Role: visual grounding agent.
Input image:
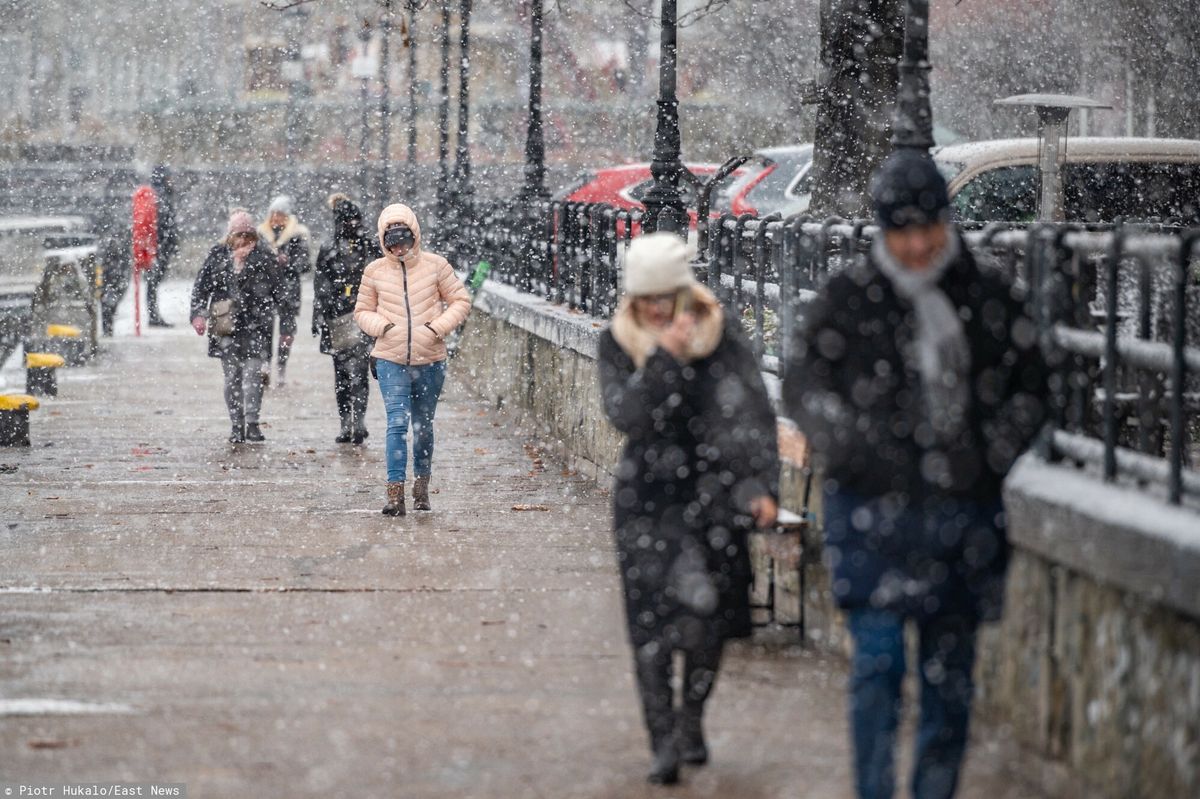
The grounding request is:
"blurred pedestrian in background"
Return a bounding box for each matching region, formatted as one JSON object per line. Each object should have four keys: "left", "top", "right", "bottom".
{"left": 353, "top": 204, "right": 470, "bottom": 516}
{"left": 783, "top": 150, "right": 1048, "bottom": 799}
{"left": 96, "top": 172, "right": 132, "bottom": 337}
{"left": 190, "top": 209, "right": 285, "bottom": 444}
{"left": 257, "top": 195, "right": 308, "bottom": 388}
{"left": 146, "top": 164, "right": 178, "bottom": 327}
{"left": 313, "top": 193, "right": 380, "bottom": 444}
{"left": 598, "top": 233, "right": 780, "bottom": 786}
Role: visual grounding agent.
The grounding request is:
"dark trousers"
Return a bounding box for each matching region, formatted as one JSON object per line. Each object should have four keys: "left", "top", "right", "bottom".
{"left": 100, "top": 267, "right": 130, "bottom": 336}
{"left": 846, "top": 608, "right": 979, "bottom": 799}
{"left": 145, "top": 258, "right": 168, "bottom": 320}
{"left": 333, "top": 349, "right": 370, "bottom": 430}
{"left": 633, "top": 638, "right": 724, "bottom": 747}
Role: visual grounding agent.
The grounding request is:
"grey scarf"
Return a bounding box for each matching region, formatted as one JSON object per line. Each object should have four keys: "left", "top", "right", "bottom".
{"left": 873, "top": 232, "right": 971, "bottom": 444}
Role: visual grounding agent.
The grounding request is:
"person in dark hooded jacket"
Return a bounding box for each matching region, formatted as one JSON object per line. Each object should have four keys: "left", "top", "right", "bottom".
{"left": 190, "top": 210, "right": 285, "bottom": 444}
{"left": 313, "top": 193, "right": 381, "bottom": 444}
{"left": 598, "top": 232, "right": 780, "bottom": 786}
{"left": 96, "top": 173, "right": 132, "bottom": 337}
{"left": 146, "top": 164, "right": 178, "bottom": 327}
{"left": 783, "top": 150, "right": 1048, "bottom": 799}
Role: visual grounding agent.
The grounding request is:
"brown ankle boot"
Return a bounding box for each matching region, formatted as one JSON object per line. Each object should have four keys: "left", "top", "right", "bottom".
{"left": 413, "top": 476, "right": 431, "bottom": 511}
{"left": 382, "top": 482, "right": 405, "bottom": 516}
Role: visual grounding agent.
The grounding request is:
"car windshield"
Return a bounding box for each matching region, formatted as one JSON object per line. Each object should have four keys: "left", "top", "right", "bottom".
{"left": 713, "top": 157, "right": 772, "bottom": 208}
{"left": 745, "top": 150, "right": 815, "bottom": 215}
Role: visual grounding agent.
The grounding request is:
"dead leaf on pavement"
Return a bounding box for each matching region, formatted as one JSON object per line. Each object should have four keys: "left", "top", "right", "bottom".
{"left": 28, "top": 738, "right": 76, "bottom": 750}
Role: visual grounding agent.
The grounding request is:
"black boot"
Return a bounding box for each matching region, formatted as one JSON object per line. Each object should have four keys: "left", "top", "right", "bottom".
{"left": 352, "top": 412, "right": 368, "bottom": 445}
{"left": 148, "top": 316, "right": 173, "bottom": 328}
{"left": 229, "top": 422, "right": 245, "bottom": 443}
{"left": 678, "top": 704, "right": 708, "bottom": 765}
{"left": 335, "top": 415, "right": 353, "bottom": 444}
{"left": 245, "top": 423, "right": 265, "bottom": 442}
{"left": 647, "top": 731, "right": 680, "bottom": 785}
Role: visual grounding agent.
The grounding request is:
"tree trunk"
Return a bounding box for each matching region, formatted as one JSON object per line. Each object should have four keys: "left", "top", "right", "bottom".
{"left": 809, "top": 0, "right": 902, "bottom": 219}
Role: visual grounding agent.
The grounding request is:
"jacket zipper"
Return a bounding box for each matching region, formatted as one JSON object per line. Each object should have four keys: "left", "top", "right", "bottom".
{"left": 401, "top": 262, "right": 413, "bottom": 365}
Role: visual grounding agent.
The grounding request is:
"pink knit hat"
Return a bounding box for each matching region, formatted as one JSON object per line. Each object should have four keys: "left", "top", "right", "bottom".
{"left": 225, "top": 209, "right": 256, "bottom": 238}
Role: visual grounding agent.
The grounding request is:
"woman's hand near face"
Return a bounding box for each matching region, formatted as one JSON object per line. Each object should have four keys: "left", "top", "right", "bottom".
{"left": 657, "top": 311, "right": 696, "bottom": 360}
{"left": 191, "top": 316, "right": 207, "bottom": 336}
{"left": 750, "top": 495, "right": 778, "bottom": 529}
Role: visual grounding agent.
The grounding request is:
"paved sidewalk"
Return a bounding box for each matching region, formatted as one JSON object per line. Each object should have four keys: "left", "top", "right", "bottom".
{"left": 0, "top": 281, "right": 1066, "bottom": 798}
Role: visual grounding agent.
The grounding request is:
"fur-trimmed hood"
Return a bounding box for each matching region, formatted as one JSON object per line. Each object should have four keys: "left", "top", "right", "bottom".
{"left": 257, "top": 215, "right": 309, "bottom": 249}
{"left": 609, "top": 283, "right": 725, "bottom": 368}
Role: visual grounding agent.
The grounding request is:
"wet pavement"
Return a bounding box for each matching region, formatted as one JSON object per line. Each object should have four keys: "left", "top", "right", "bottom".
{"left": 0, "top": 281, "right": 1070, "bottom": 797}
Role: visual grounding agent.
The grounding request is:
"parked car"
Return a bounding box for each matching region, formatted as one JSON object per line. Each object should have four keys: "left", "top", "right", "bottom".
{"left": 719, "top": 126, "right": 964, "bottom": 218}
{"left": 935, "top": 137, "right": 1200, "bottom": 225}
{"left": 553, "top": 163, "right": 728, "bottom": 231}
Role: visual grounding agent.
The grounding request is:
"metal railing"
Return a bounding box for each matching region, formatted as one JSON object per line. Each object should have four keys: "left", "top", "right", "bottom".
{"left": 452, "top": 197, "right": 1199, "bottom": 505}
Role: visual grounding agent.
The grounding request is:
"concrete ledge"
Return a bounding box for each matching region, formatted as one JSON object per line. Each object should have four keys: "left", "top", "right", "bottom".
{"left": 473, "top": 282, "right": 605, "bottom": 360}
{"left": 1004, "top": 456, "right": 1200, "bottom": 619}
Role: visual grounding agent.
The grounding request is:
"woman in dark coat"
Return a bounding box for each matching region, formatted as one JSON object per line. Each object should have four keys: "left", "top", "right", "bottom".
{"left": 313, "top": 193, "right": 381, "bottom": 444}
{"left": 598, "top": 232, "right": 780, "bottom": 785}
{"left": 189, "top": 209, "right": 283, "bottom": 444}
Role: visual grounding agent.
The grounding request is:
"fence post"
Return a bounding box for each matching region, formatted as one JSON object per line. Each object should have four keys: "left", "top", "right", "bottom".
{"left": 1102, "top": 224, "right": 1124, "bottom": 482}
{"left": 1169, "top": 234, "right": 1197, "bottom": 504}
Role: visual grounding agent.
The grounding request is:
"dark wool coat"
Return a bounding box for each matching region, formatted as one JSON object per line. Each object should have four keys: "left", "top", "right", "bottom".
{"left": 783, "top": 235, "right": 1048, "bottom": 620}
{"left": 599, "top": 311, "right": 780, "bottom": 650}
{"left": 190, "top": 242, "right": 284, "bottom": 361}
{"left": 313, "top": 232, "right": 381, "bottom": 356}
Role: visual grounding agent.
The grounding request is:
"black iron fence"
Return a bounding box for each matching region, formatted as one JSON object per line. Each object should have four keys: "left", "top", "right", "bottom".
{"left": 452, "top": 198, "right": 1200, "bottom": 506}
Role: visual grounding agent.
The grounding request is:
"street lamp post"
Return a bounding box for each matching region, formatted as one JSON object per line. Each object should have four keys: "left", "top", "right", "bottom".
{"left": 520, "top": 0, "right": 549, "bottom": 292}
{"left": 891, "top": 0, "right": 934, "bottom": 152}
{"left": 406, "top": 2, "right": 420, "bottom": 196}
{"left": 640, "top": 0, "right": 688, "bottom": 236}
{"left": 450, "top": 0, "right": 473, "bottom": 221}
{"left": 357, "top": 21, "right": 373, "bottom": 205}
{"left": 378, "top": 2, "right": 394, "bottom": 209}
{"left": 436, "top": 1, "right": 452, "bottom": 225}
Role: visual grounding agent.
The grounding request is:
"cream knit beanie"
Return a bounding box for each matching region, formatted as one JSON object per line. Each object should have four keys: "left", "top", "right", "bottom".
{"left": 622, "top": 232, "right": 697, "bottom": 296}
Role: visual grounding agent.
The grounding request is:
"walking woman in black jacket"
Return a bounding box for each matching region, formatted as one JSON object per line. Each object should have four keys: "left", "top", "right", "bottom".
{"left": 598, "top": 232, "right": 780, "bottom": 785}
{"left": 190, "top": 209, "right": 284, "bottom": 443}
{"left": 313, "top": 193, "right": 381, "bottom": 444}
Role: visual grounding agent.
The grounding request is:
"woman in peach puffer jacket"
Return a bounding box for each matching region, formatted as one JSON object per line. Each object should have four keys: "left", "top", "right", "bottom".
{"left": 353, "top": 204, "right": 471, "bottom": 517}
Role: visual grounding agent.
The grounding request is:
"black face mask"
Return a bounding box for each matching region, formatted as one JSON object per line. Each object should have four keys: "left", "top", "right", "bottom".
{"left": 383, "top": 224, "right": 415, "bottom": 252}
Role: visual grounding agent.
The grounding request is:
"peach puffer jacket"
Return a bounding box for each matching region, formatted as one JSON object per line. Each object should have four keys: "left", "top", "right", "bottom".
{"left": 353, "top": 204, "right": 471, "bottom": 366}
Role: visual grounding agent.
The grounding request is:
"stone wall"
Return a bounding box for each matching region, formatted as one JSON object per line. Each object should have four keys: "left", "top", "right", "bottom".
{"left": 453, "top": 281, "right": 1200, "bottom": 799}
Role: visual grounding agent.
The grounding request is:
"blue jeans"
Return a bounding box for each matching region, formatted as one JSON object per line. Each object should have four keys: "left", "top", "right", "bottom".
{"left": 375, "top": 359, "right": 447, "bottom": 484}
{"left": 847, "top": 608, "right": 978, "bottom": 799}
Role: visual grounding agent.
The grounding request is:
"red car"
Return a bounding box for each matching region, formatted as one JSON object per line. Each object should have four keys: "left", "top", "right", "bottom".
{"left": 553, "top": 163, "right": 725, "bottom": 234}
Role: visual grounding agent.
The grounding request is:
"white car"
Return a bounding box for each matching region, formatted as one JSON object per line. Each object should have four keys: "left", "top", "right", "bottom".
{"left": 937, "top": 137, "right": 1200, "bottom": 225}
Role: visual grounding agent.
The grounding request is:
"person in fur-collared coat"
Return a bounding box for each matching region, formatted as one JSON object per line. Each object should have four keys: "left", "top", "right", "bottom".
{"left": 597, "top": 232, "right": 780, "bottom": 785}
{"left": 257, "top": 195, "right": 309, "bottom": 387}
